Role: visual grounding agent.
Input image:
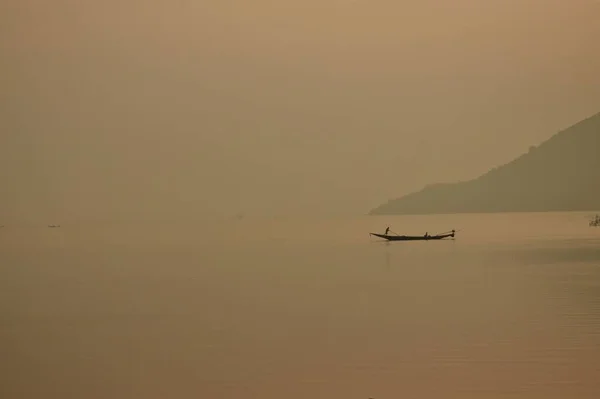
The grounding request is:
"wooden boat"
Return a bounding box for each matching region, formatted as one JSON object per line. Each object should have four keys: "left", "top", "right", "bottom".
{"left": 370, "top": 230, "right": 455, "bottom": 241}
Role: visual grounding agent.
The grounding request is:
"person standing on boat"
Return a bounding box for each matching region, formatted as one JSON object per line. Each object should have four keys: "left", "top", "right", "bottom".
{"left": 385, "top": 226, "right": 390, "bottom": 235}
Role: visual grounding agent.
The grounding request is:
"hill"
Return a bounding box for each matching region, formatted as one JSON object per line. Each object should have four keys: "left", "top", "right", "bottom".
{"left": 370, "top": 112, "right": 600, "bottom": 215}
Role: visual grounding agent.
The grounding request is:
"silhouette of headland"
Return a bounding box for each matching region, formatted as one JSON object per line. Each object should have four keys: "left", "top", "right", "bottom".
{"left": 370, "top": 112, "right": 600, "bottom": 215}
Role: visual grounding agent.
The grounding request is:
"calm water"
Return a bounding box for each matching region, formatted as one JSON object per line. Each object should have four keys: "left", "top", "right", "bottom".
{"left": 1, "top": 212, "right": 600, "bottom": 399}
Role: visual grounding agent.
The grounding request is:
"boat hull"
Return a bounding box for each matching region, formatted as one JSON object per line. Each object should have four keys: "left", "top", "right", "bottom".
{"left": 370, "top": 232, "right": 454, "bottom": 241}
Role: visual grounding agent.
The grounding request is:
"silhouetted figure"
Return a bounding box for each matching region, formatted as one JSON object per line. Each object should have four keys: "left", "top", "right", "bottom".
{"left": 385, "top": 227, "right": 390, "bottom": 235}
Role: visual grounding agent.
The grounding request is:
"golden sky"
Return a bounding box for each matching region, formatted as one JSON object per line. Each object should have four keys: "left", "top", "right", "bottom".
{"left": 2, "top": 0, "right": 599, "bottom": 221}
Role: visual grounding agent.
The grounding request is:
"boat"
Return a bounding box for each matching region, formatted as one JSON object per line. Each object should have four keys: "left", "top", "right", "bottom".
{"left": 590, "top": 215, "right": 600, "bottom": 227}
{"left": 370, "top": 230, "right": 456, "bottom": 241}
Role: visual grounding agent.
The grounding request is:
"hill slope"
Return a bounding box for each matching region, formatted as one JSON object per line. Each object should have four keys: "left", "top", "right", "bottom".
{"left": 370, "top": 112, "right": 600, "bottom": 215}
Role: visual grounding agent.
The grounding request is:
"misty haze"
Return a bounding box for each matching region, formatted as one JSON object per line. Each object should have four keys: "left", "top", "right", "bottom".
{"left": 2, "top": 1, "right": 600, "bottom": 398}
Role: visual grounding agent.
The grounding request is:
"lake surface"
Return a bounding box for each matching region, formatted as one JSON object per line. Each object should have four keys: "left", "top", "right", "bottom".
{"left": 2, "top": 212, "right": 600, "bottom": 399}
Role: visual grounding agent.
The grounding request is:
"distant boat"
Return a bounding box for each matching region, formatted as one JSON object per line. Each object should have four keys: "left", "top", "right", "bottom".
{"left": 48, "top": 224, "right": 61, "bottom": 228}
{"left": 590, "top": 215, "right": 600, "bottom": 227}
{"left": 370, "top": 229, "right": 456, "bottom": 241}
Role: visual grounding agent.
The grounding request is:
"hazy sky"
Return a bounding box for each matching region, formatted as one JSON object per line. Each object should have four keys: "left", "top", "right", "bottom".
{"left": 2, "top": 0, "right": 599, "bottom": 222}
